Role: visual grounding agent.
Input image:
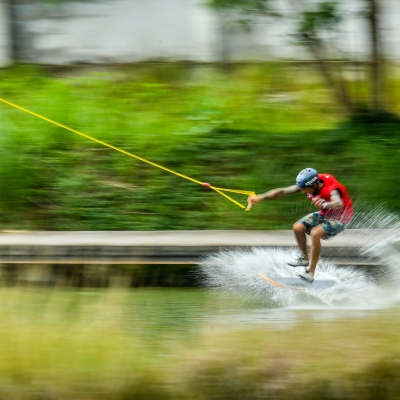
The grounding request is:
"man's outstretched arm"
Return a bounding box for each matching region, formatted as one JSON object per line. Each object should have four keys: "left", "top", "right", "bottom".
{"left": 247, "top": 185, "right": 300, "bottom": 210}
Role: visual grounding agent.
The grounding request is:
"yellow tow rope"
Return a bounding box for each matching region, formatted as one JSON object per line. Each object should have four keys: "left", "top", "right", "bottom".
{"left": 0, "top": 97, "right": 255, "bottom": 211}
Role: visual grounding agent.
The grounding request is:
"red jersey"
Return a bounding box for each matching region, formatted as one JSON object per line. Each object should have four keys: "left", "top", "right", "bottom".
{"left": 307, "top": 173, "right": 353, "bottom": 224}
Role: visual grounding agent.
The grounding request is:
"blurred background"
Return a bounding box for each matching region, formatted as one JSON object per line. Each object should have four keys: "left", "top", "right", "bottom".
{"left": 0, "top": 0, "right": 399, "bottom": 231}
{"left": 0, "top": 1, "right": 400, "bottom": 399}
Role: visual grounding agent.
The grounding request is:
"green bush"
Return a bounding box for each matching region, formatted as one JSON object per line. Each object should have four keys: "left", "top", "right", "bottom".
{"left": 0, "top": 63, "right": 399, "bottom": 230}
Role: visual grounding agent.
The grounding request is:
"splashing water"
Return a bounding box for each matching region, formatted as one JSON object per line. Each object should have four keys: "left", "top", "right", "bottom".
{"left": 199, "top": 247, "right": 380, "bottom": 307}
{"left": 199, "top": 203, "right": 400, "bottom": 308}
{"left": 347, "top": 202, "right": 400, "bottom": 293}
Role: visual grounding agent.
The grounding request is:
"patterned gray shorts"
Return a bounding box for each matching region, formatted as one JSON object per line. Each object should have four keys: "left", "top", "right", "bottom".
{"left": 298, "top": 212, "right": 346, "bottom": 240}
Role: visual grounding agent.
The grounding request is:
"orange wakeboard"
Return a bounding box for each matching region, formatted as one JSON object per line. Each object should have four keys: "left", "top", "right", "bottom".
{"left": 259, "top": 273, "right": 336, "bottom": 292}
{"left": 259, "top": 273, "right": 304, "bottom": 293}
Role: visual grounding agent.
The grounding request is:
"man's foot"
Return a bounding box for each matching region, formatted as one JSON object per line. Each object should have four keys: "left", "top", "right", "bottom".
{"left": 286, "top": 256, "right": 309, "bottom": 267}
{"left": 298, "top": 271, "right": 314, "bottom": 283}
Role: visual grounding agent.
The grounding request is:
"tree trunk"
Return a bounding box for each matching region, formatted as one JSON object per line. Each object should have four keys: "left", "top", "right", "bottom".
{"left": 305, "top": 35, "right": 356, "bottom": 115}
{"left": 217, "top": 11, "right": 233, "bottom": 73}
{"left": 367, "top": 0, "right": 385, "bottom": 113}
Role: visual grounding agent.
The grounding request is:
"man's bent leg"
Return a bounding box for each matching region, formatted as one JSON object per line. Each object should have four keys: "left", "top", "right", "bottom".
{"left": 308, "top": 226, "right": 326, "bottom": 275}
{"left": 293, "top": 221, "right": 309, "bottom": 260}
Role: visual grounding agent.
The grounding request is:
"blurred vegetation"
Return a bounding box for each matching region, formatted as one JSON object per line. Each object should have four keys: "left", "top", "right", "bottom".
{"left": 208, "top": 0, "right": 387, "bottom": 116}
{"left": 1, "top": 287, "right": 400, "bottom": 399}
{"left": 0, "top": 63, "right": 399, "bottom": 231}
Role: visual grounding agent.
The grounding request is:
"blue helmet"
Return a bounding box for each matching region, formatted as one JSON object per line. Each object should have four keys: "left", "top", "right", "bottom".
{"left": 296, "top": 168, "right": 319, "bottom": 188}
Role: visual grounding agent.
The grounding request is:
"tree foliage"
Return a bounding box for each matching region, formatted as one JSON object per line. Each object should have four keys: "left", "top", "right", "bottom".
{"left": 297, "top": 1, "right": 341, "bottom": 41}
{"left": 208, "top": 0, "right": 273, "bottom": 14}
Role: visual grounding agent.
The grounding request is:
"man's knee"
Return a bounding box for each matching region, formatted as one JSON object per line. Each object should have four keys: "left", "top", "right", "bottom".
{"left": 310, "top": 226, "right": 326, "bottom": 239}
{"left": 293, "top": 221, "right": 306, "bottom": 233}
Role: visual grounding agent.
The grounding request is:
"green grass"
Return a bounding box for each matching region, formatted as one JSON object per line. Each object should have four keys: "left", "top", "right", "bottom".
{"left": 0, "top": 63, "right": 399, "bottom": 230}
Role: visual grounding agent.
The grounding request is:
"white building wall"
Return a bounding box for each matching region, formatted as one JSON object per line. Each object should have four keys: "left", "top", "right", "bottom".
{"left": 13, "top": 0, "right": 219, "bottom": 64}
{"left": 9, "top": 0, "right": 400, "bottom": 65}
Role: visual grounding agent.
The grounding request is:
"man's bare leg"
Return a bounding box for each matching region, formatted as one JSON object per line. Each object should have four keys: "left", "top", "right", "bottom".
{"left": 293, "top": 221, "right": 309, "bottom": 260}
{"left": 308, "top": 226, "right": 326, "bottom": 275}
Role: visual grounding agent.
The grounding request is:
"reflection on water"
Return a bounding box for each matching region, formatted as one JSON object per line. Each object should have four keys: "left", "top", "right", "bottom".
{"left": 2, "top": 286, "right": 400, "bottom": 344}
{"left": 210, "top": 305, "right": 399, "bottom": 331}
{"left": 4, "top": 287, "right": 399, "bottom": 342}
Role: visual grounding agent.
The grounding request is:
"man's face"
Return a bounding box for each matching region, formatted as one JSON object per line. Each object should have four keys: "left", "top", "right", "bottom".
{"left": 301, "top": 182, "right": 322, "bottom": 195}
{"left": 300, "top": 187, "right": 314, "bottom": 195}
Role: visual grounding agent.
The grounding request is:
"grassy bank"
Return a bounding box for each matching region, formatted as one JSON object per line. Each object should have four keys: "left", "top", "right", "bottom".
{"left": 0, "top": 288, "right": 400, "bottom": 399}
{"left": 0, "top": 63, "right": 399, "bottom": 230}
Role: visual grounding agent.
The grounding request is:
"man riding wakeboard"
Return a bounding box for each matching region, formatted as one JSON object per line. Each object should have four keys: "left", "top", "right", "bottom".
{"left": 247, "top": 168, "right": 353, "bottom": 282}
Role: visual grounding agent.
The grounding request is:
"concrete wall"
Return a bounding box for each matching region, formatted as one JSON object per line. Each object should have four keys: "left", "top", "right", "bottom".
{"left": 7, "top": 0, "right": 400, "bottom": 65}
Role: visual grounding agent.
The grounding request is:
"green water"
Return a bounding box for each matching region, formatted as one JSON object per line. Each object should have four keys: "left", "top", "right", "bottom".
{"left": 111, "top": 288, "right": 217, "bottom": 337}
{"left": 1, "top": 286, "right": 394, "bottom": 344}
{"left": 1, "top": 287, "right": 400, "bottom": 399}
{"left": 0, "top": 288, "right": 221, "bottom": 339}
